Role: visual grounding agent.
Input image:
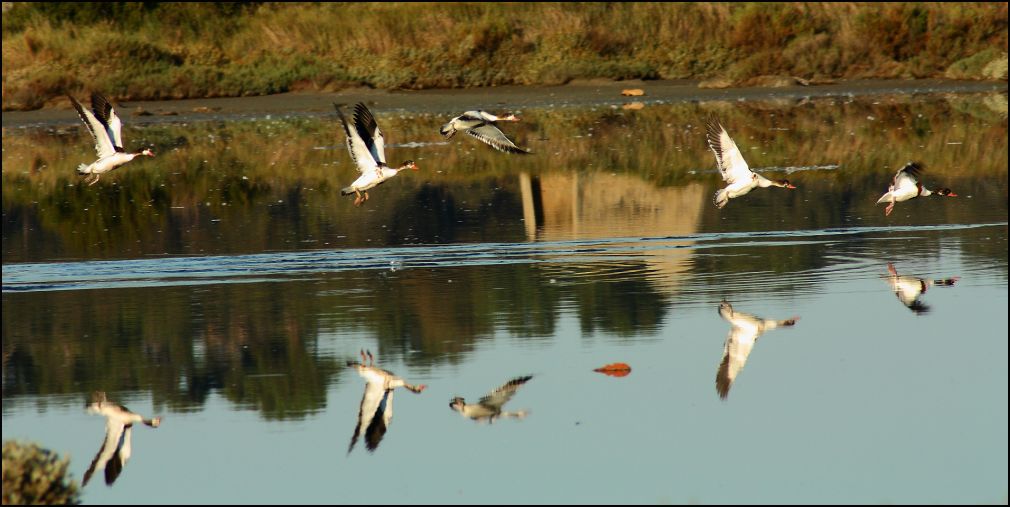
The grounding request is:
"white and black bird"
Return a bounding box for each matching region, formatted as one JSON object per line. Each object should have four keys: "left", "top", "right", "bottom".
{"left": 68, "top": 92, "right": 154, "bottom": 185}
{"left": 876, "top": 162, "right": 957, "bottom": 216}
{"left": 882, "top": 263, "right": 959, "bottom": 315}
{"left": 346, "top": 349, "right": 426, "bottom": 454}
{"left": 336, "top": 103, "right": 418, "bottom": 206}
{"left": 449, "top": 375, "right": 533, "bottom": 424}
{"left": 716, "top": 301, "right": 798, "bottom": 400}
{"left": 705, "top": 116, "right": 795, "bottom": 209}
{"left": 440, "top": 110, "right": 530, "bottom": 154}
{"left": 83, "top": 391, "right": 161, "bottom": 487}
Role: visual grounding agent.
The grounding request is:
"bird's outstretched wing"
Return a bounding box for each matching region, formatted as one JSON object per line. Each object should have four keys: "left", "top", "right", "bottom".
{"left": 706, "top": 117, "right": 752, "bottom": 185}
{"left": 466, "top": 123, "right": 530, "bottom": 154}
{"left": 69, "top": 95, "right": 117, "bottom": 159}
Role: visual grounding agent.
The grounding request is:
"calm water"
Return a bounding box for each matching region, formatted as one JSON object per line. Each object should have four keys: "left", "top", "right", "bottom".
{"left": 2, "top": 90, "right": 1008, "bottom": 504}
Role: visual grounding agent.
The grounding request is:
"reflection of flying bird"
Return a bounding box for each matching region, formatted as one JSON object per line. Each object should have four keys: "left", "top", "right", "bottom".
{"left": 882, "top": 263, "right": 959, "bottom": 315}
{"left": 440, "top": 110, "right": 530, "bottom": 154}
{"left": 705, "top": 116, "right": 795, "bottom": 209}
{"left": 68, "top": 92, "right": 155, "bottom": 185}
{"left": 876, "top": 162, "right": 957, "bottom": 216}
{"left": 347, "top": 349, "right": 426, "bottom": 454}
{"left": 83, "top": 391, "right": 161, "bottom": 487}
{"left": 449, "top": 376, "right": 533, "bottom": 423}
{"left": 336, "top": 103, "right": 419, "bottom": 206}
{"left": 716, "top": 301, "right": 798, "bottom": 400}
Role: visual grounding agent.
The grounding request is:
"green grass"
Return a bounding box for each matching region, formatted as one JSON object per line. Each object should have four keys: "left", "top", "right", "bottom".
{"left": 2, "top": 2, "right": 1007, "bottom": 110}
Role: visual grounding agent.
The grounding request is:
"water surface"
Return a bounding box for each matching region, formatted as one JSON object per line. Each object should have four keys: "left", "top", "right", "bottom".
{"left": 2, "top": 89, "right": 1007, "bottom": 504}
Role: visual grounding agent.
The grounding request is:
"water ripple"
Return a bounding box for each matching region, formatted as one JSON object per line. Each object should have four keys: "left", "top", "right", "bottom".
{"left": 3, "top": 222, "right": 1005, "bottom": 292}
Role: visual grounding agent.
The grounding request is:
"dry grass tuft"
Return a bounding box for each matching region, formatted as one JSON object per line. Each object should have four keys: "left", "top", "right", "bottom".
{"left": 2, "top": 3, "right": 1007, "bottom": 110}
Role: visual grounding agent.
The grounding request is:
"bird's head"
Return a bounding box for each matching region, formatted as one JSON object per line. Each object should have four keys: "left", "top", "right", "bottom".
{"left": 501, "top": 114, "right": 520, "bottom": 122}
{"left": 449, "top": 397, "right": 465, "bottom": 410}
{"left": 776, "top": 179, "right": 796, "bottom": 189}
{"left": 934, "top": 188, "right": 957, "bottom": 197}
{"left": 939, "top": 277, "right": 960, "bottom": 287}
{"left": 85, "top": 391, "right": 107, "bottom": 412}
{"left": 140, "top": 148, "right": 155, "bottom": 157}
{"left": 718, "top": 300, "right": 733, "bottom": 315}
{"left": 400, "top": 160, "right": 418, "bottom": 171}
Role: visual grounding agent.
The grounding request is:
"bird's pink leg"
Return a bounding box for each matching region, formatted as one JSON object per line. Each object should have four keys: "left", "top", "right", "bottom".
{"left": 885, "top": 202, "right": 895, "bottom": 216}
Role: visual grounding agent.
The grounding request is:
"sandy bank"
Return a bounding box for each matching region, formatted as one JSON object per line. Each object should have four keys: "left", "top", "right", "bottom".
{"left": 2, "top": 79, "right": 1006, "bottom": 129}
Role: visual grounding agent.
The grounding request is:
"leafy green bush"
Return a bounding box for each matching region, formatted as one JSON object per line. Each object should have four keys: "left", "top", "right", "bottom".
{"left": 1, "top": 440, "right": 81, "bottom": 505}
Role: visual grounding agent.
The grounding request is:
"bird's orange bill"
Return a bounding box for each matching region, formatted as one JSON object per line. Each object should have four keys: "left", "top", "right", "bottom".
{"left": 593, "top": 362, "right": 632, "bottom": 377}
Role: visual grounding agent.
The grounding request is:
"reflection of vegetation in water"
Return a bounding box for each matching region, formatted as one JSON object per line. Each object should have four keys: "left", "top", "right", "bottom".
{"left": 572, "top": 275, "right": 668, "bottom": 338}
{"left": 3, "top": 282, "right": 340, "bottom": 421}
{"left": 3, "top": 93, "right": 1006, "bottom": 263}
{"left": 2, "top": 94, "right": 1007, "bottom": 416}
{"left": 2, "top": 258, "right": 666, "bottom": 414}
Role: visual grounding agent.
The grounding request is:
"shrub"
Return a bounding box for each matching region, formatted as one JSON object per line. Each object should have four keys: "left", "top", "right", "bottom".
{"left": 1, "top": 440, "right": 81, "bottom": 505}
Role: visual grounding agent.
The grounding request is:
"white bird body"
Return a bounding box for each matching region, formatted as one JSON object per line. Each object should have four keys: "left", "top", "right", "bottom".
{"left": 882, "top": 263, "right": 959, "bottom": 314}
{"left": 716, "top": 301, "right": 798, "bottom": 400}
{"left": 876, "top": 162, "right": 956, "bottom": 216}
{"left": 343, "top": 166, "right": 410, "bottom": 195}
{"left": 346, "top": 350, "right": 425, "bottom": 453}
{"left": 706, "top": 117, "right": 795, "bottom": 208}
{"left": 69, "top": 93, "right": 154, "bottom": 185}
{"left": 336, "top": 103, "right": 417, "bottom": 206}
{"left": 78, "top": 152, "right": 149, "bottom": 178}
{"left": 83, "top": 391, "right": 160, "bottom": 487}
{"left": 441, "top": 110, "right": 529, "bottom": 154}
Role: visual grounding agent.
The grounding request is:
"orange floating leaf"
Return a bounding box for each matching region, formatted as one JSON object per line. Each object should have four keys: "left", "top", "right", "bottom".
{"left": 593, "top": 362, "right": 632, "bottom": 377}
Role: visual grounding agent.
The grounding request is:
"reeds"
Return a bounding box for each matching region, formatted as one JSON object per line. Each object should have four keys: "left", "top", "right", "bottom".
{"left": 2, "top": 3, "right": 1007, "bottom": 109}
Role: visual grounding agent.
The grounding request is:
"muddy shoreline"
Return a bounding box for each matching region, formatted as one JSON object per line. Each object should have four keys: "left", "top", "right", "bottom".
{"left": 2, "top": 78, "right": 1006, "bottom": 129}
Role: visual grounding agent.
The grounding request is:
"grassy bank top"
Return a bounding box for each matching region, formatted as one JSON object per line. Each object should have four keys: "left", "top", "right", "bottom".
{"left": 2, "top": 2, "right": 1008, "bottom": 111}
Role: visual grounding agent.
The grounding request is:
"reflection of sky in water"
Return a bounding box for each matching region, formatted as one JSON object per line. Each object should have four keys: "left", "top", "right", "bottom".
{"left": 3, "top": 238, "right": 1006, "bottom": 504}
{"left": 2, "top": 92, "right": 1007, "bottom": 504}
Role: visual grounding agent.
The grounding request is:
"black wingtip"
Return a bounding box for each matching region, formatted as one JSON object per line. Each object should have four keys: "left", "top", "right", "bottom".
{"left": 90, "top": 92, "right": 114, "bottom": 122}
{"left": 705, "top": 114, "right": 723, "bottom": 132}
{"left": 68, "top": 94, "right": 84, "bottom": 110}
{"left": 903, "top": 161, "right": 926, "bottom": 175}
{"left": 349, "top": 102, "right": 380, "bottom": 139}
{"left": 334, "top": 103, "right": 351, "bottom": 133}
{"left": 90, "top": 91, "right": 110, "bottom": 106}
{"left": 705, "top": 115, "right": 725, "bottom": 150}
{"left": 352, "top": 102, "right": 373, "bottom": 120}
